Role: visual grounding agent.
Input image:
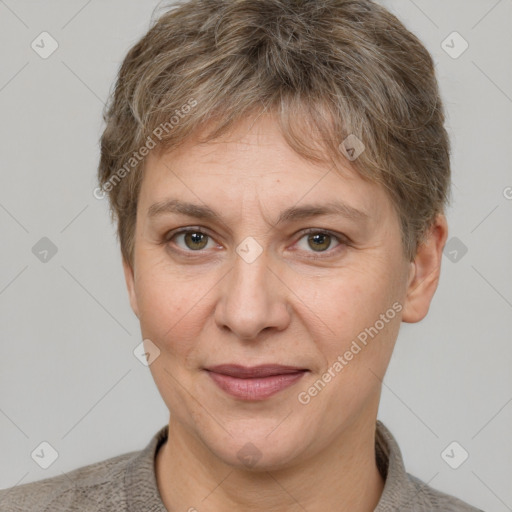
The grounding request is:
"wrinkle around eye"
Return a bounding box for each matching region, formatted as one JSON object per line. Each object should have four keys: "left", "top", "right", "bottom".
{"left": 163, "top": 227, "right": 351, "bottom": 261}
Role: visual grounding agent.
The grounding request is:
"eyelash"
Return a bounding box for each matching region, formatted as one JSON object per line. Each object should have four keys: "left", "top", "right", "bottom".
{"left": 163, "top": 227, "right": 350, "bottom": 260}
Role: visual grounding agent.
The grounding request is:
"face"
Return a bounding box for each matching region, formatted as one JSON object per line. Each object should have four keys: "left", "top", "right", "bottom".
{"left": 124, "top": 114, "right": 419, "bottom": 470}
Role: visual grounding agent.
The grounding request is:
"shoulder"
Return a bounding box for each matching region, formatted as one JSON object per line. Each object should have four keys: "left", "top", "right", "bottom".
{"left": 0, "top": 449, "right": 138, "bottom": 512}
{"left": 404, "top": 473, "right": 485, "bottom": 512}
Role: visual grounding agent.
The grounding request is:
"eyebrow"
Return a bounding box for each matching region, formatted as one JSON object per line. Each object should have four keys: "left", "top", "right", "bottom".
{"left": 147, "top": 198, "right": 369, "bottom": 225}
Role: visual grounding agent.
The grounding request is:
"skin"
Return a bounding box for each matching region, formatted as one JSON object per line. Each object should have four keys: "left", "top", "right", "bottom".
{"left": 123, "top": 113, "right": 448, "bottom": 512}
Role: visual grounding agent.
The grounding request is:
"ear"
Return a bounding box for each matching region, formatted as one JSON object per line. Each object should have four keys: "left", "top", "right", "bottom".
{"left": 402, "top": 214, "right": 449, "bottom": 323}
{"left": 122, "top": 255, "right": 140, "bottom": 319}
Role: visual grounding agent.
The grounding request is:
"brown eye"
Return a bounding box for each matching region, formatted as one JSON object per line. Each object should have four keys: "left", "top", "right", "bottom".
{"left": 183, "top": 231, "right": 209, "bottom": 250}
{"left": 307, "top": 232, "right": 332, "bottom": 252}
{"left": 168, "top": 229, "right": 214, "bottom": 251}
{"left": 294, "top": 229, "right": 346, "bottom": 258}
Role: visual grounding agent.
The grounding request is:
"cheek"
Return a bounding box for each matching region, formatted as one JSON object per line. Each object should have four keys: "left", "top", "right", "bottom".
{"left": 307, "top": 265, "right": 402, "bottom": 365}
{"left": 301, "top": 282, "right": 401, "bottom": 421}
{"left": 133, "top": 263, "right": 206, "bottom": 356}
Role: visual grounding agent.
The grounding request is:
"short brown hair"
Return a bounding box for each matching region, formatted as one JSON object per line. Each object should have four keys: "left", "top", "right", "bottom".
{"left": 98, "top": 0, "right": 451, "bottom": 268}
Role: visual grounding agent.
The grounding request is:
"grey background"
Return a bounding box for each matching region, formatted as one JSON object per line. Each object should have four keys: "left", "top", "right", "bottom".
{"left": 0, "top": 1, "right": 511, "bottom": 510}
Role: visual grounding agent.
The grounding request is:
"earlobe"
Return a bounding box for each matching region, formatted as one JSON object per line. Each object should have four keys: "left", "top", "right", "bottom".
{"left": 122, "top": 256, "right": 140, "bottom": 319}
{"left": 401, "top": 214, "right": 449, "bottom": 323}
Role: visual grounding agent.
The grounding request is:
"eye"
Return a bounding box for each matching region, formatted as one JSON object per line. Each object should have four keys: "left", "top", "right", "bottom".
{"left": 166, "top": 228, "right": 217, "bottom": 252}
{"left": 164, "top": 227, "right": 349, "bottom": 259}
{"left": 294, "top": 229, "right": 346, "bottom": 256}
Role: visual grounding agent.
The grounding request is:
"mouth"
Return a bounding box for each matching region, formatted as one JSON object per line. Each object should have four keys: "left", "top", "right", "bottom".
{"left": 204, "top": 364, "right": 308, "bottom": 401}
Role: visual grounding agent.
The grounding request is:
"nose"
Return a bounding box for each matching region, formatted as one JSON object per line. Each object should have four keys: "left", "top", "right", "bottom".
{"left": 214, "top": 248, "right": 291, "bottom": 341}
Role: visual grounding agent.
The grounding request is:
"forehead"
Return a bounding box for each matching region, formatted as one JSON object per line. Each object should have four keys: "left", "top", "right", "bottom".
{"left": 139, "top": 115, "right": 393, "bottom": 225}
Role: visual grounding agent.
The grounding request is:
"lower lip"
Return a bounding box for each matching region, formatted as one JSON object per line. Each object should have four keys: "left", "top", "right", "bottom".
{"left": 206, "top": 371, "right": 307, "bottom": 400}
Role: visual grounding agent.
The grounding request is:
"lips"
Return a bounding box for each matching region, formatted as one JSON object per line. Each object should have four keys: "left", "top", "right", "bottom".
{"left": 204, "top": 364, "right": 308, "bottom": 400}
{"left": 206, "top": 364, "right": 307, "bottom": 378}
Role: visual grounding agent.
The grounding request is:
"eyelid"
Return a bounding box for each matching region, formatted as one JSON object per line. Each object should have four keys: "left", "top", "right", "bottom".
{"left": 164, "top": 225, "right": 214, "bottom": 242}
{"left": 297, "top": 228, "right": 350, "bottom": 244}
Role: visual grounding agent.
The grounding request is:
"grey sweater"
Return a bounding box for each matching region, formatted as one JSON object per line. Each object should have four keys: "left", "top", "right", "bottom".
{"left": 0, "top": 420, "right": 483, "bottom": 511}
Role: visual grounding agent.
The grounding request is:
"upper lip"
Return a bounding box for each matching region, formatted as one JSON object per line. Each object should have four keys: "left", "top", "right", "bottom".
{"left": 205, "top": 364, "right": 307, "bottom": 378}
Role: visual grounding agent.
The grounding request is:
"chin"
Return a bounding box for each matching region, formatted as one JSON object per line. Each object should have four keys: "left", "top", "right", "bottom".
{"left": 200, "top": 422, "right": 309, "bottom": 472}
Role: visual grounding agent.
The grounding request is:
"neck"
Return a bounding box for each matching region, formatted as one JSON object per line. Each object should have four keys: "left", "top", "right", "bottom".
{"left": 155, "top": 415, "right": 385, "bottom": 512}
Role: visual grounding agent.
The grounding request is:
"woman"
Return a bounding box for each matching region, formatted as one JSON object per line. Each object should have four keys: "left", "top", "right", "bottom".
{"left": 0, "top": 0, "right": 483, "bottom": 510}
